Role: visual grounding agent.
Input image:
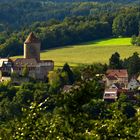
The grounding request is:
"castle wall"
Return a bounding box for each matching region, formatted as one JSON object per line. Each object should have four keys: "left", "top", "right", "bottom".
{"left": 35, "top": 62, "right": 54, "bottom": 80}
{"left": 24, "top": 42, "right": 41, "bottom": 61}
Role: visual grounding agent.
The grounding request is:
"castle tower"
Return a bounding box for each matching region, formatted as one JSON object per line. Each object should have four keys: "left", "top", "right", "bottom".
{"left": 24, "top": 32, "right": 41, "bottom": 61}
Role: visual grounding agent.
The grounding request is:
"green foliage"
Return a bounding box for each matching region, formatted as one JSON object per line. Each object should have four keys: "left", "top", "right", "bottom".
{"left": 80, "top": 63, "right": 106, "bottom": 81}
{"left": 109, "top": 52, "right": 122, "bottom": 69}
{"left": 4, "top": 78, "right": 139, "bottom": 139}
{"left": 0, "top": 65, "right": 140, "bottom": 139}
{"left": 136, "top": 36, "right": 140, "bottom": 46}
{"left": 22, "top": 65, "right": 29, "bottom": 77}
{"left": 0, "top": 36, "right": 23, "bottom": 57}
{"left": 131, "top": 35, "right": 137, "bottom": 45}
{"left": 0, "top": 0, "right": 137, "bottom": 30}
{"left": 11, "top": 71, "right": 19, "bottom": 78}
{"left": 62, "top": 63, "right": 74, "bottom": 84}
{"left": 131, "top": 35, "right": 140, "bottom": 46}
{"left": 123, "top": 52, "right": 140, "bottom": 76}
{"left": 112, "top": 12, "right": 139, "bottom": 37}
{"left": 48, "top": 71, "right": 62, "bottom": 92}
{"left": 120, "top": 103, "right": 136, "bottom": 118}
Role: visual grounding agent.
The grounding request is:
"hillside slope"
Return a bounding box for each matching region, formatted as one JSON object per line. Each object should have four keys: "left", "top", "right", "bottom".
{"left": 14, "top": 38, "right": 140, "bottom": 66}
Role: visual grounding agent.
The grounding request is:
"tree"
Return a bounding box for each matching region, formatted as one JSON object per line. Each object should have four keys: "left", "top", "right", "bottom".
{"left": 22, "top": 65, "right": 29, "bottom": 77}
{"left": 136, "top": 36, "right": 140, "bottom": 46}
{"left": 11, "top": 71, "right": 19, "bottom": 79}
{"left": 48, "top": 71, "right": 62, "bottom": 93}
{"left": 131, "top": 35, "right": 140, "bottom": 46}
{"left": 112, "top": 13, "right": 139, "bottom": 36}
{"left": 120, "top": 103, "right": 136, "bottom": 118}
{"left": 62, "top": 63, "right": 74, "bottom": 84}
{"left": 109, "top": 52, "right": 122, "bottom": 69}
{"left": 123, "top": 52, "right": 140, "bottom": 76}
{"left": 131, "top": 35, "right": 137, "bottom": 45}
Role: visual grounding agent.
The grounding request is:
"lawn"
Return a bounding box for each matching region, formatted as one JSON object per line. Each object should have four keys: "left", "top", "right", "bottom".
{"left": 13, "top": 37, "right": 140, "bottom": 66}
{"left": 84, "top": 37, "right": 131, "bottom": 45}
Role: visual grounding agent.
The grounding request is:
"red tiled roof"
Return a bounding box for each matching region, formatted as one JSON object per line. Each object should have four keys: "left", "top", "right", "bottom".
{"left": 106, "top": 69, "right": 128, "bottom": 78}
{"left": 24, "top": 32, "right": 40, "bottom": 44}
{"left": 107, "top": 75, "right": 117, "bottom": 80}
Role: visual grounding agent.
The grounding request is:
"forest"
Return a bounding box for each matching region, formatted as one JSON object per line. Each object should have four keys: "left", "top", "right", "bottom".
{"left": 0, "top": 1, "right": 139, "bottom": 57}
{"left": 0, "top": 0, "right": 139, "bottom": 30}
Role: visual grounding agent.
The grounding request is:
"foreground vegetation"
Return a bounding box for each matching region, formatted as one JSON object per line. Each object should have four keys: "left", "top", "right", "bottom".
{"left": 1, "top": 58, "right": 140, "bottom": 139}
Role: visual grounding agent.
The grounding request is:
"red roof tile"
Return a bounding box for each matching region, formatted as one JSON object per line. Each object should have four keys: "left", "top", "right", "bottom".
{"left": 106, "top": 69, "right": 128, "bottom": 78}
{"left": 107, "top": 75, "right": 117, "bottom": 80}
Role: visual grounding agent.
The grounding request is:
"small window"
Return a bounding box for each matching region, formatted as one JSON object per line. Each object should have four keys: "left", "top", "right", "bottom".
{"left": 105, "top": 94, "right": 110, "bottom": 97}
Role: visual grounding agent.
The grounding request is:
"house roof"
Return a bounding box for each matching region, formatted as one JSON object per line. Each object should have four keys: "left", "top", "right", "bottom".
{"left": 106, "top": 69, "right": 128, "bottom": 78}
{"left": 14, "top": 58, "right": 38, "bottom": 67}
{"left": 129, "top": 77, "right": 139, "bottom": 83}
{"left": 110, "top": 83, "right": 121, "bottom": 89}
{"left": 24, "top": 32, "right": 40, "bottom": 44}
{"left": 63, "top": 85, "right": 73, "bottom": 92}
{"left": 104, "top": 88, "right": 118, "bottom": 93}
{"left": 39, "top": 60, "right": 54, "bottom": 63}
{"left": 107, "top": 75, "right": 117, "bottom": 80}
{"left": 0, "top": 58, "right": 13, "bottom": 67}
{"left": 104, "top": 89, "right": 118, "bottom": 100}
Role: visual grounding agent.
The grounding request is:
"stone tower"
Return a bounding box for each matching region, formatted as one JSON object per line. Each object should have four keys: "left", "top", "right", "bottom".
{"left": 24, "top": 32, "right": 41, "bottom": 61}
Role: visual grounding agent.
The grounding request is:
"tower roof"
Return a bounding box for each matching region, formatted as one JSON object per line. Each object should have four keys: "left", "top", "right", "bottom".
{"left": 24, "top": 32, "right": 40, "bottom": 44}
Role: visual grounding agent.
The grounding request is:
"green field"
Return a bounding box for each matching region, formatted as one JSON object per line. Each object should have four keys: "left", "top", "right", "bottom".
{"left": 14, "top": 37, "right": 140, "bottom": 66}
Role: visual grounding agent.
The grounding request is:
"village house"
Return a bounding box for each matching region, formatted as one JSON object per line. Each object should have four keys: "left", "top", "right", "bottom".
{"left": 0, "top": 32, "right": 54, "bottom": 82}
{"left": 104, "top": 69, "right": 128, "bottom": 89}
{"left": 0, "top": 58, "right": 13, "bottom": 82}
{"left": 128, "top": 77, "right": 140, "bottom": 91}
{"left": 103, "top": 69, "right": 129, "bottom": 101}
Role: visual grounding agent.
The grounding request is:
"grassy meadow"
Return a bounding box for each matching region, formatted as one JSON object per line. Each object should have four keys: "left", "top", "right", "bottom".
{"left": 13, "top": 37, "right": 140, "bottom": 66}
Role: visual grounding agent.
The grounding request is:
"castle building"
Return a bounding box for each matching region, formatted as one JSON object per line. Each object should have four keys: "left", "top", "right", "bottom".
{"left": 0, "top": 32, "right": 54, "bottom": 82}
{"left": 24, "top": 32, "right": 41, "bottom": 61}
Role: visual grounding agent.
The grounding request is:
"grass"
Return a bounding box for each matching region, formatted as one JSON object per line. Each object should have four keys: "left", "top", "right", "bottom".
{"left": 13, "top": 37, "right": 140, "bottom": 67}
{"left": 84, "top": 37, "right": 131, "bottom": 45}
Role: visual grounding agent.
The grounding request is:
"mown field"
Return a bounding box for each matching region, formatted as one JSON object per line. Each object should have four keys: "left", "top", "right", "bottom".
{"left": 14, "top": 38, "right": 140, "bottom": 66}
